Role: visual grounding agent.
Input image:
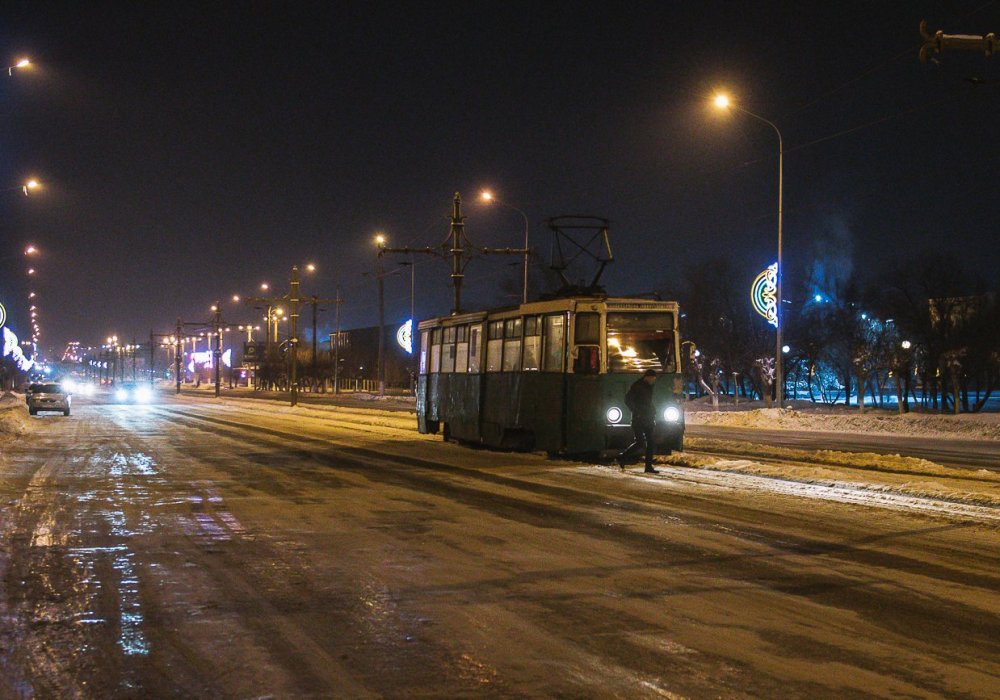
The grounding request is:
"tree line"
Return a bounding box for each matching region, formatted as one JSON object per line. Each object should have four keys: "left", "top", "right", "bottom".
{"left": 671, "top": 252, "right": 999, "bottom": 413}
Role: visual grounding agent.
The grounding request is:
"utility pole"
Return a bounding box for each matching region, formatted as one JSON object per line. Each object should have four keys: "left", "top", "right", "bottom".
{"left": 304, "top": 293, "right": 337, "bottom": 384}
{"left": 175, "top": 319, "right": 182, "bottom": 394}
{"left": 332, "top": 286, "right": 343, "bottom": 394}
{"left": 289, "top": 267, "right": 300, "bottom": 407}
{"left": 378, "top": 192, "right": 528, "bottom": 315}
{"left": 212, "top": 302, "right": 222, "bottom": 398}
{"left": 377, "top": 254, "right": 385, "bottom": 396}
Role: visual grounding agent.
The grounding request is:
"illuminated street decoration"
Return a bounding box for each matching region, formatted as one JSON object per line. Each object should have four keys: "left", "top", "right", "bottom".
{"left": 751, "top": 263, "right": 778, "bottom": 328}
{"left": 396, "top": 319, "right": 413, "bottom": 355}
{"left": 2, "top": 326, "right": 34, "bottom": 371}
{"left": 187, "top": 349, "right": 232, "bottom": 372}
{"left": 0, "top": 301, "right": 6, "bottom": 329}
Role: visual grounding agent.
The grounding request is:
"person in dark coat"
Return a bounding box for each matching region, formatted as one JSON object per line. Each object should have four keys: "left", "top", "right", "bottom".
{"left": 617, "top": 369, "right": 659, "bottom": 473}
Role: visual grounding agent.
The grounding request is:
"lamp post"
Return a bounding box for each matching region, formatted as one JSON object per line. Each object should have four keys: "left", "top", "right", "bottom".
{"left": 480, "top": 190, "right": 530, "bottom": 304}
{"left": 713, "top": 93, "right": 785, "bottom": 407}
{"left": 375, "top": 233, "right": 387, "bottom": 396}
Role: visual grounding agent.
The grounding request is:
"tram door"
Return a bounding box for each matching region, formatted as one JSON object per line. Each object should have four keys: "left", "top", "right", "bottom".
{"left": 564, "top": 311, "right": 606, "bottom": 453}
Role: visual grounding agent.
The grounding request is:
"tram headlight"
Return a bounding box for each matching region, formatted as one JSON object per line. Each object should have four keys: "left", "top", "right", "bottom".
{"left": 662, "top": 405, "right": 681, "bottom": 423}
{"left": 606, "top": 406, "right": 623, "bottom": 424}
{"left": 115, "top": 388, "right": 129, "bottom": 402}
{"left": 134, "top": 386, "right": 153, "bottom": 403}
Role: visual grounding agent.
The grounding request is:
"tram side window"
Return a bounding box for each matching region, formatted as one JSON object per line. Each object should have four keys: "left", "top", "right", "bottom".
{"left": 573, "top": 312, "right": 600, "bottom": 374}
{"left": 430, "top": 328, "right": 442, "bottom": 373}
{"left": 419, "top": 331, "right": 429, "bottom": 374}
{"left": 468, "top": 323, "right": 483, "bottom": 373}
{"left": 502, "top": 318, "right": 522, "bottom": 371}
{"left": 542, "top": 314, "right": 566, "bottom": 372}
{"left": 455, "top": 325, "right": 469, "bottom": 373}
{"left": 441, "top": 326, "right": 457, "bottom": 372}
{"left": 486, "top": 321, "right": 503, "bottom": 372}
{"left": 522, "top": 316, "right": 541, "bottom": 371}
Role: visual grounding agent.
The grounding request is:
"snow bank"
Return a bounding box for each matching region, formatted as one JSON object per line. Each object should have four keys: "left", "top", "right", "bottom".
{"left": 0, "top": 393, "right": 31, "bottom": 438}
{"left": 687, "top": 406, "right": 1000, "bottom": 441}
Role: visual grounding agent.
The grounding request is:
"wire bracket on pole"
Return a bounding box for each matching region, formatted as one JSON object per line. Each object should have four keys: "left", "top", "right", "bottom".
{"left": 920, "top": 20, "right": 998, "bottom": 63}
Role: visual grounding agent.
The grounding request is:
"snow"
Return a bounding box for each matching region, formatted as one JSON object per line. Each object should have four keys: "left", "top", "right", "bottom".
{"left": 686, "top": 404, "right": 1000, "bottom": 441}
{"left": 0, "top": 392, "right": 31, "bottom": 438}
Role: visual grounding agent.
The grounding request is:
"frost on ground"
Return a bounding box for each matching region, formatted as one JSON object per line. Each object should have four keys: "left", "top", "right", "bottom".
{"left": 654, "top": 440, "right": 1000, "bottom": 521}
{"left": 687, "top": 403, "right": 1000, "bottom": 441}
{"left": 0, "top": 392, "right": 30, "bottom": 439}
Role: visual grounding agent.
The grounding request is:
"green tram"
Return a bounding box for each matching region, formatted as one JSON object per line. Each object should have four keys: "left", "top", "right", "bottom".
{"left": 415, "top": 295, "right": 684, "bottom": 456}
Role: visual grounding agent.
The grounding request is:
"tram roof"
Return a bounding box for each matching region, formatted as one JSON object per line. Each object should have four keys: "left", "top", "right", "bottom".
{"left": 417, "top": 295, "right": 679, "bottom": 331}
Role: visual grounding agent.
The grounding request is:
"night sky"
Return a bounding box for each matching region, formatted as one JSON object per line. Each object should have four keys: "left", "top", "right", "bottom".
{"left": 1, "top": 1, "right": 998, "bottom": 353}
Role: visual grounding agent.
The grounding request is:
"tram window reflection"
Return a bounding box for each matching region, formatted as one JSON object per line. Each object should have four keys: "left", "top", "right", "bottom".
{"left": 502, "top": 318, "right": 522, "bottom": 372}
{"left": 469, "top": 324, "right": 483, "bottom": 373}
{"left": 542, "top": 314, "right": 566, "bottom": 372}
{"left": 486, "top": 321, "right": 503, "bottom": 372}
{"left": 419, "top": 331, "right": 429, "bottom": 374}
{"left": 456, "top": 325, "right": 469, "bottom": 373}
{"left": 606, "top": 312, "right": 676, "bottom": 373}
{"left": 522, "top": 316, "right": 541, "bottom": 371}
{"left": 430, "top": 328, "right": 442, "bottom": 373}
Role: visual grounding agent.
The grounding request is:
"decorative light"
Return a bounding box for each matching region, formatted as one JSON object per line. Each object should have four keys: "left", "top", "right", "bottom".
{"left": 396, "top": 319, "right": 413, "bottom": 354}
{"left": 901, "top": 340, "right": 912, "bottom": 350}
{"left": 750, "top": 263, "right": 778, "bottom": 328}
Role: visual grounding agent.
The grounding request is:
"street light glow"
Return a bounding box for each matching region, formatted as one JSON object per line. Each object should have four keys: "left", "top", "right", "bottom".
{"left": 15, "top": 58, "right": 30, "bottom": 68}
{"left": 260, "top": 282, "right": 269, "bottom": 291}
{"left": 305, "top": 263, "right": 316, "bottom": 272}
{"left": 714, "top": 93, "right": 730, "bottom": 109}
{"left": 480, "top": 190, "right": 494, "bottom": 202}
{"left": 232, "top": 294, "right": 240, "bottom": 303}
{"left": 374, "top": 233, "right": 386, "bottom": 246}
{"left": 24, "top": 245, "right": 37, "bottom": 255}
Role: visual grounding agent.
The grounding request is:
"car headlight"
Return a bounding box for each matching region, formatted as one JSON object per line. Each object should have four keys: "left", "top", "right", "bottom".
{"left": 606, "top": 406, "right": 623, "bottom": 424}
{"left": 115, "top": 389, "right": 129, "bottom": 401}
{"left": 135, "top": 386, "right": 152, "bottom": 403}
{"left": 81, "top": 383, "right": 95, "bottom": 396}
{"left": 663, "top": 406, "right": 681, "bottom": 422}
{"left": 62, "top": 380, "right": 76, "bottom": 393}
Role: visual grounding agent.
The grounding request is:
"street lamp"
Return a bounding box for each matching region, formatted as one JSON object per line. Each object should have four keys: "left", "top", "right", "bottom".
{"left": 480, "top": 190, "right": 530, "bottom": 304}
{"left": 713, "top": 92, "right": 786, "bottom": 407}
{"left": 8, "top": 58, "right": 30, "bottom": 76}
{"left": 375, "top": 233, "right": 387, "bottom": 396}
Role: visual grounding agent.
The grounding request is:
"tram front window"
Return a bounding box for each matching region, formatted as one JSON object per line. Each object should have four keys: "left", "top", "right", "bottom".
{"left": 606, "top": 312, "right": 676, "bottom": 373}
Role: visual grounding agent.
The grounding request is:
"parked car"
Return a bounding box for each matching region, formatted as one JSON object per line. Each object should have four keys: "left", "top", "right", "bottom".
{"left": 26, "top": 382, "right": 71, "bottom": 416}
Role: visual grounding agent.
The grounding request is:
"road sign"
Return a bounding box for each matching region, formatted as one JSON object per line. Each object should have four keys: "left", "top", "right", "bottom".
{"left": 243, "top": 342, "right": 264, "bottom": 362}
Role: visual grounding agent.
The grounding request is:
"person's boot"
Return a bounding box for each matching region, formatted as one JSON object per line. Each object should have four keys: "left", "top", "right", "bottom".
{"left": 644, "top": 465, "right": 658, "bottom": 474}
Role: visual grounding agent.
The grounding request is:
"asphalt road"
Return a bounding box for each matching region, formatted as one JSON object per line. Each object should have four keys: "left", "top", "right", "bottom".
{"left": 2, "top": 396, "right": 999, "bottom": 698}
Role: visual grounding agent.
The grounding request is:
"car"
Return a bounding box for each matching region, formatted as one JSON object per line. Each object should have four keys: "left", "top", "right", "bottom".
{"left": 113, "top": 382, "right": 154, "bottom": 404}
{"left": 26, "top": 382, "right": 71, "bottom": 416}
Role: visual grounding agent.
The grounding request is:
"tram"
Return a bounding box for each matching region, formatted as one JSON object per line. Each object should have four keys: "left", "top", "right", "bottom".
{"left": 415, "top": 295, "right": 684, "bottom": 456}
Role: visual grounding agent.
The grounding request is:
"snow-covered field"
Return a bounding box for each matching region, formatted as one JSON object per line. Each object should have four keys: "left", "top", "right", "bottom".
{"left": 687, "top": 402, "right": 1000, "bottom": 441}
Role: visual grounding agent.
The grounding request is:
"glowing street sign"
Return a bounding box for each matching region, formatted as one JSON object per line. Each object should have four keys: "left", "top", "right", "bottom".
{"left": 751, "top": 262, "right": 778, "bottom": 328}
{"left": 396, "top": 319, "right": 413, "bottom": 355}
{"left": 0, "top": 301, "right": 6, "bottom": 328}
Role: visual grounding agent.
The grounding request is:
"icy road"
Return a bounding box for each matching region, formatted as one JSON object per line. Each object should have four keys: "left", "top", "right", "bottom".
{"left": 2, "top": 396, "right": 999, "bottom": 698}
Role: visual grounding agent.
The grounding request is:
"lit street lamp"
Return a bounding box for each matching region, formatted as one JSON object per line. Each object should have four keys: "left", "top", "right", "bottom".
{"left": 480, "top": 190, "right": 530, "bottom": 304}
{"left": 713, "top": 92, "right": 786, "bottom": 407}
{"left": 7, "top": 57, "right": 30, "bottom": 77}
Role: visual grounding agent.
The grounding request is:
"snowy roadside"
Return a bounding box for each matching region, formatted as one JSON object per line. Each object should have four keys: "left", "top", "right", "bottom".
{"left": 0, "top": 392, "right": 31, "bottom": 440}
{"left": 640, "top": 441, "right": 1000, "bottom": 523}
{"left": 686, "top": 405, "right": 1000, "bottom": 441}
